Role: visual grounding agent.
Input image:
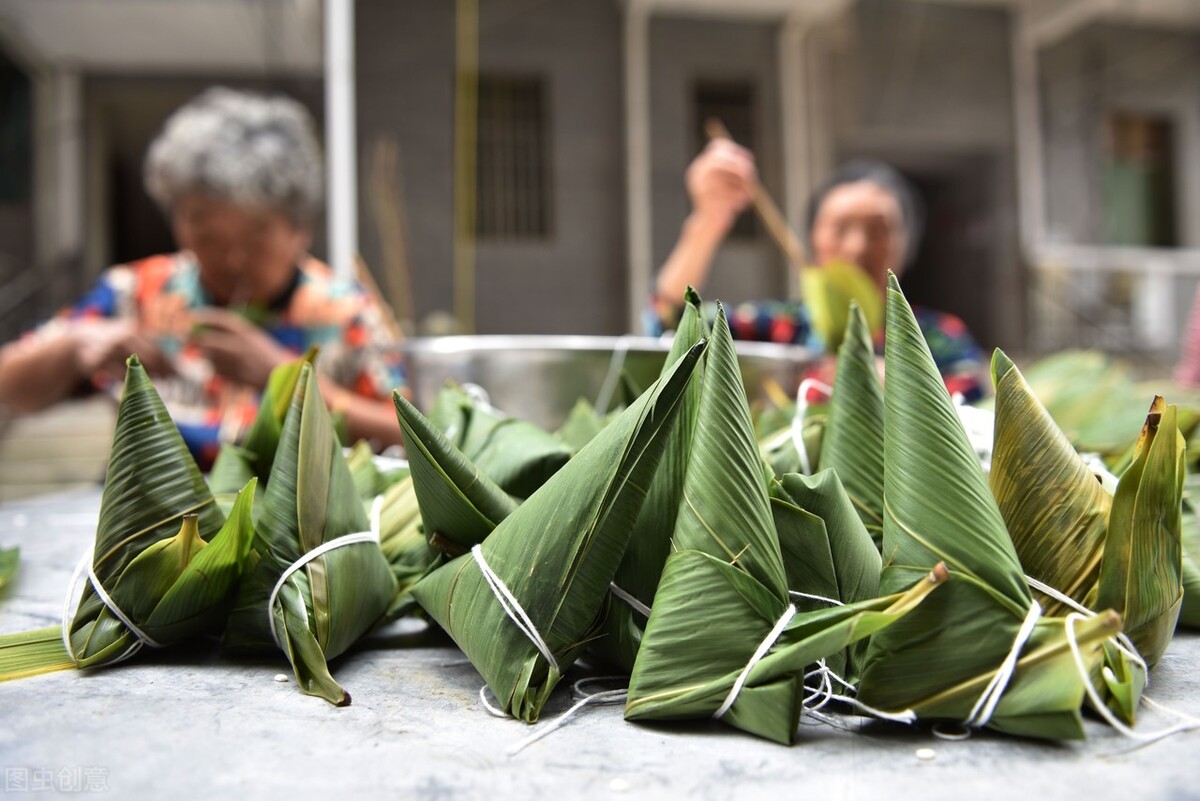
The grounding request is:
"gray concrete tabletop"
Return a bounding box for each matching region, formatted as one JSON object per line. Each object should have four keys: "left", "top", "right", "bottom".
{"left": 2, "top": 488, "right": 1199, "bottom": 801}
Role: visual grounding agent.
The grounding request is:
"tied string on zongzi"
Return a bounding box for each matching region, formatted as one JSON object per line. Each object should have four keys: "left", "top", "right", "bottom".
{"left": 1025, "top": 574, "right": 1200, "bottom": 744}
{"left": 62, "top": 548, "right": 166, "bottom": 665}
{"left": 787, "top": 591, "right": 919, "bottom": 727}
{"left": 1064, "top": 613, "right": 1200, "bottom": 743}
{"left": 714, "top": 604, "right": 797, "bottom": 720}
{"left": 502, "top": 676, "right": 629, "bottom": 756}
{"left": 265, "top": 522, "right": 381, "bottom": 650}
{"left": 470, "top": 544, "right": 561, "bottom": 674}
{"left": 933, "top": 601, "right": 1043, "bottom": 741}
{"left": 608, "top": 582, "right": 652, "bottom": 619}
{"left": 968, "top": 601, "right": 1041, "bottom": 733}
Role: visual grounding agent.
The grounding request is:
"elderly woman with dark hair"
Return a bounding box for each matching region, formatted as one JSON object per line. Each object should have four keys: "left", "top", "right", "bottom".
{"left": 0, "top": 87, "right": 405, "bottom": 466}
{"left": 650, "top": 137, "right": 982, "bottom": 397}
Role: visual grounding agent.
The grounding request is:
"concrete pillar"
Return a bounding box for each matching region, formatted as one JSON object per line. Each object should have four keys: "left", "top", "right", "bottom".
{"left": 33, "top": 69, "right": 84, "bottom": 270}
{"left": 623, "top": 0, "right": 651, "bottom": 333}
{"left": 325, "top": 0, "right": 357, "bottom": 280}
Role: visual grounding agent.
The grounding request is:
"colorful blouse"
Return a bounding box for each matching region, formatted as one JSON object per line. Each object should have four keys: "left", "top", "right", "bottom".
{"left": 648, "top": 294, "right": 984, "bottom": 400}
{"left": 35, "top": 252, "right": 405, "bottom": 467}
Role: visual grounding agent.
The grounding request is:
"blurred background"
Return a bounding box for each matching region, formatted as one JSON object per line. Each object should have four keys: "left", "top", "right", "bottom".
{"left": 0, "top": 0, "right": 1197, "bottom": 495}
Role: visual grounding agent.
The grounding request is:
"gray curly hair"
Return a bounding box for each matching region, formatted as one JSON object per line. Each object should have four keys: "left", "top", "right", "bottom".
{"left": 144, "top": 87, "right": 323, "bottom": 225}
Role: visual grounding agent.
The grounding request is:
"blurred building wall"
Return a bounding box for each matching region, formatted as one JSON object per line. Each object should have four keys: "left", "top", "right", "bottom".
{"left": 356, "top": 0, "right": 626, "bottom": 336}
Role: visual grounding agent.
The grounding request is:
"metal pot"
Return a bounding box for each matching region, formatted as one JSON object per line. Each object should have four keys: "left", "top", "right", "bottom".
{"left": 400, "top": 335, "right": 816, "bottom": 430}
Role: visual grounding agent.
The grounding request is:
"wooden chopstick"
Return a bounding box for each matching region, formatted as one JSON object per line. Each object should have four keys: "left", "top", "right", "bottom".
{"left": 704, "top": 118, "right": 810, "bottom": 270}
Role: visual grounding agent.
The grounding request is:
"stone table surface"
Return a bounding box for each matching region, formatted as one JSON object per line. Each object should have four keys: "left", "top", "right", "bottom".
{"left": 2, "top": 488, "right": 1199, "bottom": 801}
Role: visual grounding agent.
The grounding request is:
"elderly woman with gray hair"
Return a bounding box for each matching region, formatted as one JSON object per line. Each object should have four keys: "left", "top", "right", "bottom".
{"left": 650, "top": 137, "right": 983, "bottom": 399}
{"left": 0, "top": 87, "right": 405, "bottom": 466}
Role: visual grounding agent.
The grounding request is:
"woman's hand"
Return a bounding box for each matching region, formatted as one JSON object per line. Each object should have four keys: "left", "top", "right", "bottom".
{"left": 74, "top": 319, "right": 173, "bottom": 382}
{"left": 686, "top": 138, "right": 757, "bottom": 235}
{"left": 188, "top": 308, "right": 293, "bottom": 390}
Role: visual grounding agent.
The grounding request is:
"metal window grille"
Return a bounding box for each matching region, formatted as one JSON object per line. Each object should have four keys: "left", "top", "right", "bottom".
{"left": 693, "top": 80, "right": 757, "bottom": 240}
{"left": 475, "top": 74, "right": 552, "bottom": 240}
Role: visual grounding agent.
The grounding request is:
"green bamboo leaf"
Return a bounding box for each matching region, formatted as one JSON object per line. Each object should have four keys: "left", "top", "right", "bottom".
{"left": 449, "top": 390, "right": 572, "bottom": 499}
{"left": 411, "top": 339, "right": 706, "bottom": 722}
{"left": 555, "top": 399, "right": 608, "bottom": 453}
{"left": 68, "top": 355, "right": 226, "bottom": 668}
{"left": 393, "top": 392, "right": 519, "bottom": 552}
{"left": 226, "top": 362, "right": 398, "bottom": 705}
{"left": 856, "top": 275, "right": 1104, "bottom": 740}
{"left": 1096, "top": 398, "right": 1185, "bottom": 667}
{"left": 673, "top": 304, "right": 788, "bottom": 597}
{"left": 625, "top": 550, "right": 944, "bottom": 744}
{"left": 0, "top": 627, "right": 74, "bottom": 681}
{"left": 209, "top": 347, "right": 317, "bottom": 495}
{"left": 140, "top": 479, "right": 257, "bottom": 641}
{"left": 594, "top": 286, "right": 706, "bottom": 671}
{"left": 875, "top": 276, "right": 1029, "bottom": 607}
{"left": 989, "top": 349, "right": 1111, "bottom": 614}
{"left": 820, "top": 302, "right": 885, "bottom": 542}
{"left": 800, "top": 260, "right": 884, "bottom": 352}
{"left": 775, "top": 471, "right": 881, "bottom": 607}
{"left": 376, "top": 476, "right": 443, "bottom": 617}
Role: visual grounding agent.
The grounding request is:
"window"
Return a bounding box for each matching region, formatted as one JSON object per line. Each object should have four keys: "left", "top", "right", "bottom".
{"left": 475, "top": 74, "right": 552, "bottom": 240}
{"left": 1103, "top": 113, "right": 1177, "bottom": 247}
{"left": 693, "top": 80, "right": 758, "bottom": 240}
{"left": 0, "top": 50, "right": 32, "bottom": 203}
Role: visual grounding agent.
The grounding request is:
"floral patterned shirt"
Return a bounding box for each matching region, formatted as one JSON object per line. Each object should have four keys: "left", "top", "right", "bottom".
{"left": 37, "top": 252, "right": 405, "bottom": 467}
{"left": 647, "top": 295, "right": 984, "bottom": 401}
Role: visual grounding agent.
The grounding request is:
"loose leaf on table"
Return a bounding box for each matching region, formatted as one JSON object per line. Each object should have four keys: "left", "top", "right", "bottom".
{"left": 0, "top": 546, "right": 16, "bottom": 590}
{"left": 819, "top": 301, "right": 885, "bottom": 543}
{"left": 225, "top": 362, "right": 398, "bottom": 706}
{"left": 855, "top": 275, "right": 1118, "bottom": 740}
{"left": 410, "top": 339, "right": 706, "bottom": 722}
{"left": 393, "top": 392, "right": 519, "bottom": 554}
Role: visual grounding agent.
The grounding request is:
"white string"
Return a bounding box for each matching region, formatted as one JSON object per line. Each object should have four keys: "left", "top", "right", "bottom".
{"left": 266, "top": 531, "right": 378, "bottom": 649}
{"left": 791, "top": 378, "right": 832, "bottom": 475}
{"left": 608, "top": 582, "right": 652, "bottom": 619}
{"left": 461, "top": 383, "right": 508, "bottom": 419}
{"left": 714, "top": 604, "right": 797, "bottom": 720}
{"left": 1064, "top": 613, "right": 1200, "bottom": 744}
{"left": 593, "top": 334, "right": 638, "bottom": 415}
{"left": 930, "top": 601, "right": 1042, "bottom": 741}
{"left": 480, "top": 685, "right": 509, "bottom": 718}
{"left": 789, "top": 589, "right": 844, "bottom": 607}
{"left": 1024, "top": 574, "right": 1145, "bottom": 673}
{"left": 470, "top": 544, "right": 561, "bottom": 673}
{"left": 61, "top": 547, "right": 164, "bottom": 666}
{"left": 962, "top": 601, "right": 1042, "bottom": 729}
{"left": 801, "top": 659, "right": 918, "bottom": 725}
{"left": 507, "top": 677, "right": 629, "bottom": 756}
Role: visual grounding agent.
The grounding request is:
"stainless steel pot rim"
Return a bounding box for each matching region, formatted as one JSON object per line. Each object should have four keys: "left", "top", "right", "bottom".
{"left": 400, "top": 334, "right": 815, "bottom": 361}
